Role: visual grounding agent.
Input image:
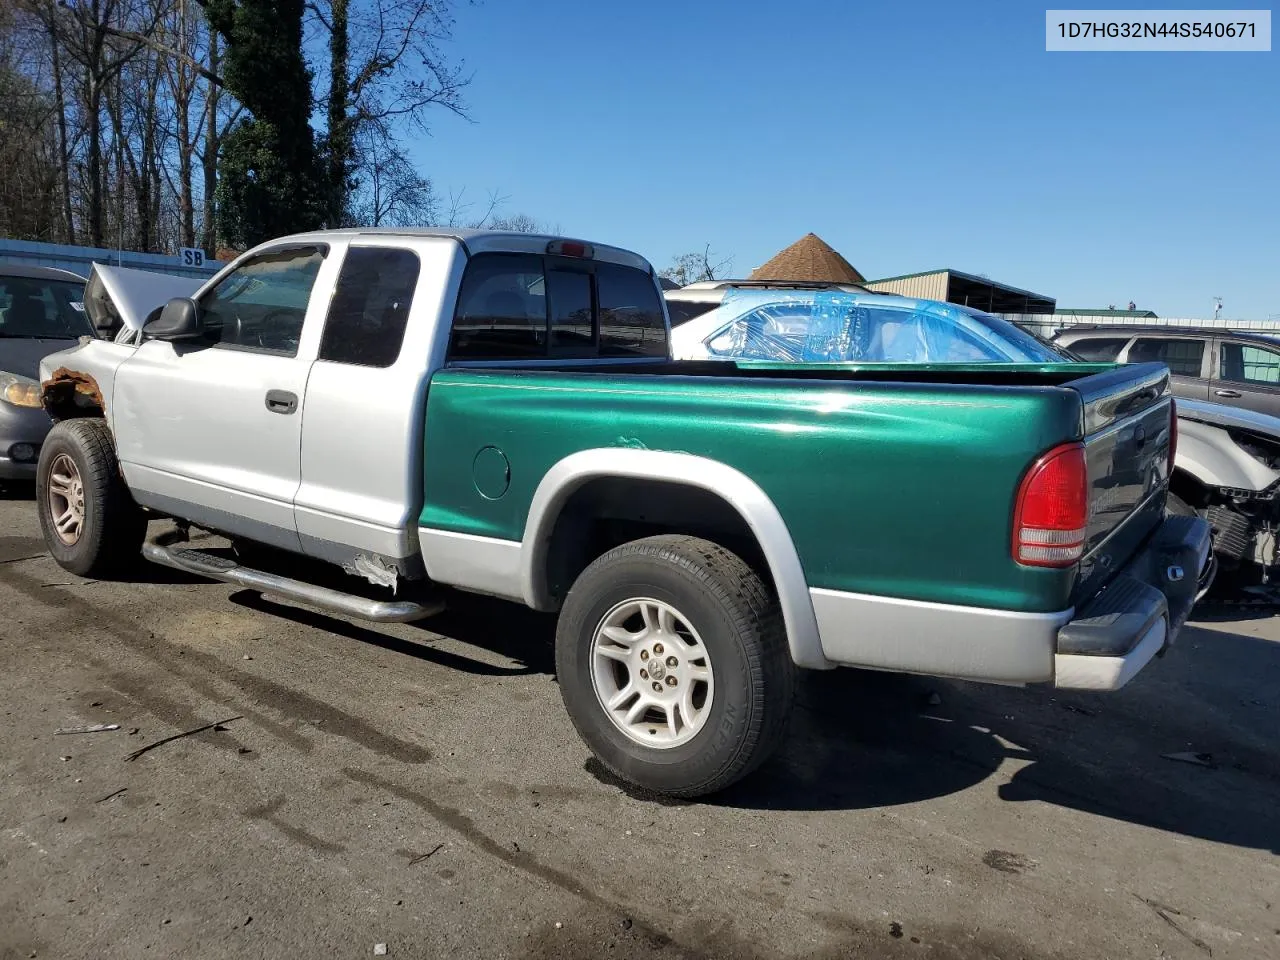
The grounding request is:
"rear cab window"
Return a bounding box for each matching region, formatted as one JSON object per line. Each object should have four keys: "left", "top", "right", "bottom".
{"left": 449, "top": 253, "right": 667, "bottom": 361}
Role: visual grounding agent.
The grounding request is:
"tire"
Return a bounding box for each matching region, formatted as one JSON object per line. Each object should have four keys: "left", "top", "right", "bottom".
{"left": 1167, "top": 493, "right": 1198, "bottom": 517}
{"left": 36, "top": 418, "right": 147, "bottom": 578}
{"left": 555, "top": 534, "right": 795, "bottom": 798}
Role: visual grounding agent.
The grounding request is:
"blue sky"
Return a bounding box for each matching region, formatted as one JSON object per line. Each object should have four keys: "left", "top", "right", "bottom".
{"left": 409, "top": 1, "right": 1277, "bottom": 318}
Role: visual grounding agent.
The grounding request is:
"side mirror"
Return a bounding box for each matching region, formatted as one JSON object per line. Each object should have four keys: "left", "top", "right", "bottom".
{"left": 144, "top": 298, "right": 202, "bottom": 341}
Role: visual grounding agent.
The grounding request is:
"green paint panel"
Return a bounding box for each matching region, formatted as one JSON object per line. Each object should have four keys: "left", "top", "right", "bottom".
{"left": 421, "top": 369, "right": 1087, "bottom": 612}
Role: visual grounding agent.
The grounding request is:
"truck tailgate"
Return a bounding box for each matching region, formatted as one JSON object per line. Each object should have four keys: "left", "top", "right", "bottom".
{"left": 1071, "top": 362, "right": 1175, "bottom": 604}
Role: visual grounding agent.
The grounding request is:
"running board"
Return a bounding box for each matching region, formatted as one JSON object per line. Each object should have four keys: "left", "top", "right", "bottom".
{"left": 142, "top": 542, "right": 444, "bottom": 623}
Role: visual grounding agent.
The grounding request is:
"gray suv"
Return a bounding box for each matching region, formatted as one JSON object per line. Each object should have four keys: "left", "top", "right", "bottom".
{"left": 1054, "top": 325, "right": 1280, "bottom": 419}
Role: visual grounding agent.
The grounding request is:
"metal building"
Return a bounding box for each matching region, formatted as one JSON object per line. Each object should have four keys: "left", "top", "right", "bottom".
{"left": 865, "top": 269, "right": 1056, "bottom": 314}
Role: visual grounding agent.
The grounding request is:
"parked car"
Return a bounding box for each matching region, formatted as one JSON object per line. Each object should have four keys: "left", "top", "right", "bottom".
{"left": 0, "top": 263, "right": 90, "bottom": 481}
{"left": 671, "top": 288, "right": 1063, "bottom": 364}
{"left": 664, "top": 279, "right": 871, "bottom": 328}
{"left": 1053, "top": 325, "right": 1280, "bottom": 418}
{"left": 32, "top": 228, "right": 1210, "bottom": 797}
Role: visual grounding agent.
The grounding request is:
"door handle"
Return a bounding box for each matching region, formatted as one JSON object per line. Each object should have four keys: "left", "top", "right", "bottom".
{"left": 1215, "top": 389, "right": 1242, "bottom": 399}
{"left": 264, "top": 389, "right": 298, "bottom": 414}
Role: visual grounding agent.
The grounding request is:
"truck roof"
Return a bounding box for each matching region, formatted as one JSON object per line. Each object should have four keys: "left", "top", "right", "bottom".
{"left": 259, "top": 227, "right": 654, "bottom": 273}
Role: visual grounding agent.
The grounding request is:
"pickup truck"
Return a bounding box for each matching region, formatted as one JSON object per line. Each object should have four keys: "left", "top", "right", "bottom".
{"left": 33, "top": 228, "right": 1214, "bottom": 797}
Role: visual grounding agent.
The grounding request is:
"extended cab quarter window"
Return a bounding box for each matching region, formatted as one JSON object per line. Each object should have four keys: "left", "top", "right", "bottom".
{"left": 1128, "top": 337, "right": 1205, "bottom": 377}
{"left": 199, "top": 246, "right": 325, "bottom": 356}
{"left": 449, "top": 252, "right": 666, "bottom": 361}
{"left": 1221, "top": 342, "right": 1280, "bottom": 385}
{"left": 319, "top": 247, "right": 421, "bottom": 367}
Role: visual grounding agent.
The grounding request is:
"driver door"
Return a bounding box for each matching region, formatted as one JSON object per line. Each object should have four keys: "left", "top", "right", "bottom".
{"left": 114, "top": 244, "right": 333, "bottom": 551}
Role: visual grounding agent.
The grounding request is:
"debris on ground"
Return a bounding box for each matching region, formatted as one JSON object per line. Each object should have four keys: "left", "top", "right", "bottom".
{"left": 59, "top": 756, "right": 71, "bottom": 762}
{"left": 128, "top": 728, "right": 140, "bottom": 736}
{"left": 1161, "top": 751, "right": 1216, "bottom": 769}
{"left": 890, "top": 921, "right": 904, "bottom": 938}
{"left": 373, "top": 944, "right": 387, "bottom": 956}
{"left": 96, "top": 788, "right": 127, "bottom": 804}
{"left": 242, "top": 655, "right": 253, "bottom": 661}
{"left": 123, "top": 716, "right": 244, "bottom": 762}
{"left": 55, "top": 723, "right": 121, "bottom": 735}
{"left": 1061, "top": 702, "right": 1097, "bottom": 717}
{"left": 554, "top": 922, "right": 563, "bottom": 930}
{"left": 408, "top": 844, "right": 444, "bottom": 866}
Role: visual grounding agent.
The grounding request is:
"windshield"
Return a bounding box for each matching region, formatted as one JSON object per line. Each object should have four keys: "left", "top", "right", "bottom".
{"left": 704, "top": 293, "right": 1069, "bottom": 364}
{"left": 0, "top": 276, "right": 92, "bottom": 339}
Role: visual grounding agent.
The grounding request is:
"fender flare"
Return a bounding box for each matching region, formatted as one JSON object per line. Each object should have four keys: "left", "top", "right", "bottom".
{"left": 520, "top": 449, "right": 831, "bottom": 670}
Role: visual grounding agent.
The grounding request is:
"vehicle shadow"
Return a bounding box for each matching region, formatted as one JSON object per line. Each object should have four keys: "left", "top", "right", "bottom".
{"left": 228, "top": 588, "right": 557, "bottom": 678}
{"left": 198, "top": 556, "right": 1279, "bottom": 853}
{"left": 710, "top": 620, "right": 1279, "bottom": 853}
{"left": 0, "top": 480, "right": 36, "bottom": 500}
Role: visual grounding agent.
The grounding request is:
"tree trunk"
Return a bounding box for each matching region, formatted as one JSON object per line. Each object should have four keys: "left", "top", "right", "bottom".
{"left": 176, "top": 0, "right": 194, "bottom": 247}
{"left": 86, "top": 76, "right": 105, "bottom": 247}
{"left": 327, "top": 0, "right": 350, "bottom": 227}
{"left": 49, "top": 25, "right": 76, "bottom": 244}
{"left": 200, "top": 29, "right": 218, "bottom": 253}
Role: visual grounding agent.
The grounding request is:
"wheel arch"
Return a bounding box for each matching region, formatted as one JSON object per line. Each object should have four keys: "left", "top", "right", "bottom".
{"left": 521, "top": 449, "right": 830, "bottom": 669}
{"left": 41, "top": 366, "right": 108, "bottom": 422}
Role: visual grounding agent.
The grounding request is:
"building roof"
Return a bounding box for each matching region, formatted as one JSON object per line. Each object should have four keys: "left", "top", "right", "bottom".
{"left": 1055, "top": 308, "right": 1159, "bottom": 319}
{"left": 868, "top": 267, "right": 1052, "bottom": 303}
{"left": 748, "top": 233, "right": 866, "bottom": 284}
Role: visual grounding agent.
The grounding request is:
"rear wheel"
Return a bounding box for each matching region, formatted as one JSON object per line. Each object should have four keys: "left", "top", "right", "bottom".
{"left": 37, "top": 419, "right": 146, "bottom": 578}
{"left": 555, "top": 535, "right": 795, "bottom": 798}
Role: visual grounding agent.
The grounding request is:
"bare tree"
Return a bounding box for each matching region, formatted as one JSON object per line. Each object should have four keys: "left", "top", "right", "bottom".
{"left": 309, "top": 0, "right": 470, "bottom": 226}
{"left": 18, "top": 0, "right": 161, "bottom": 247}
{"left": 659, "top": 244, "right": 733, "bottom": 286}
{"left": 487, "top": 213, "right": 546, "bottom": 233}
{"left": 350, "top": 128, "right": 436, "bottom": 227}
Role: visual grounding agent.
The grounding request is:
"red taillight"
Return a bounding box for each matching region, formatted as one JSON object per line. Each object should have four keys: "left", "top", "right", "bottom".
{"left": 1012, "top": 442, "right": 1088, "bottom": 568}
{"left": 1168, "top": 398, "right": 1178, "bottom": 475}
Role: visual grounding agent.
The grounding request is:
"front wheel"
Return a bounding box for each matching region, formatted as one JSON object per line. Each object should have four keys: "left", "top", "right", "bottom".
{"left": 36, "top": 419, "right": 147, "bottom": 578}
{"left": 555, "top": 535, "right": 795, "bottom": 798}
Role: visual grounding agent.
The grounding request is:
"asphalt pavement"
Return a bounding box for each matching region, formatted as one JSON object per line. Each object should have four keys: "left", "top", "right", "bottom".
{"left": 1, "top": 483, "right": 1277, "bottom": 960}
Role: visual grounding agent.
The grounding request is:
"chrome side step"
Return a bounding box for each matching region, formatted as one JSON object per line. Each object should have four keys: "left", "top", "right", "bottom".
{"left": 142, "top": 542, "right": 444, "bottom": 623}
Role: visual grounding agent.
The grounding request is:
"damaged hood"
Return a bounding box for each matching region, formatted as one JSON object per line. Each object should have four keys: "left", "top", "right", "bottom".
{"left": 1177, "top": 398, "right": 1280, "bottom": 438}
{"left": 84, "top": 263, "right": 205, "bottom": 335}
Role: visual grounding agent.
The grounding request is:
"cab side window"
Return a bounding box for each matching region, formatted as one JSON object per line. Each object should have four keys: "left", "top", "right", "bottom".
{"left": 199, "top": 246, "right": 326, "bottom": 356}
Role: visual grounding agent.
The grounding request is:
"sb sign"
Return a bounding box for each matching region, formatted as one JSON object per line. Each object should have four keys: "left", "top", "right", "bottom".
{"left": 179, "top": 247, "right": 205, "bottom": 268}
